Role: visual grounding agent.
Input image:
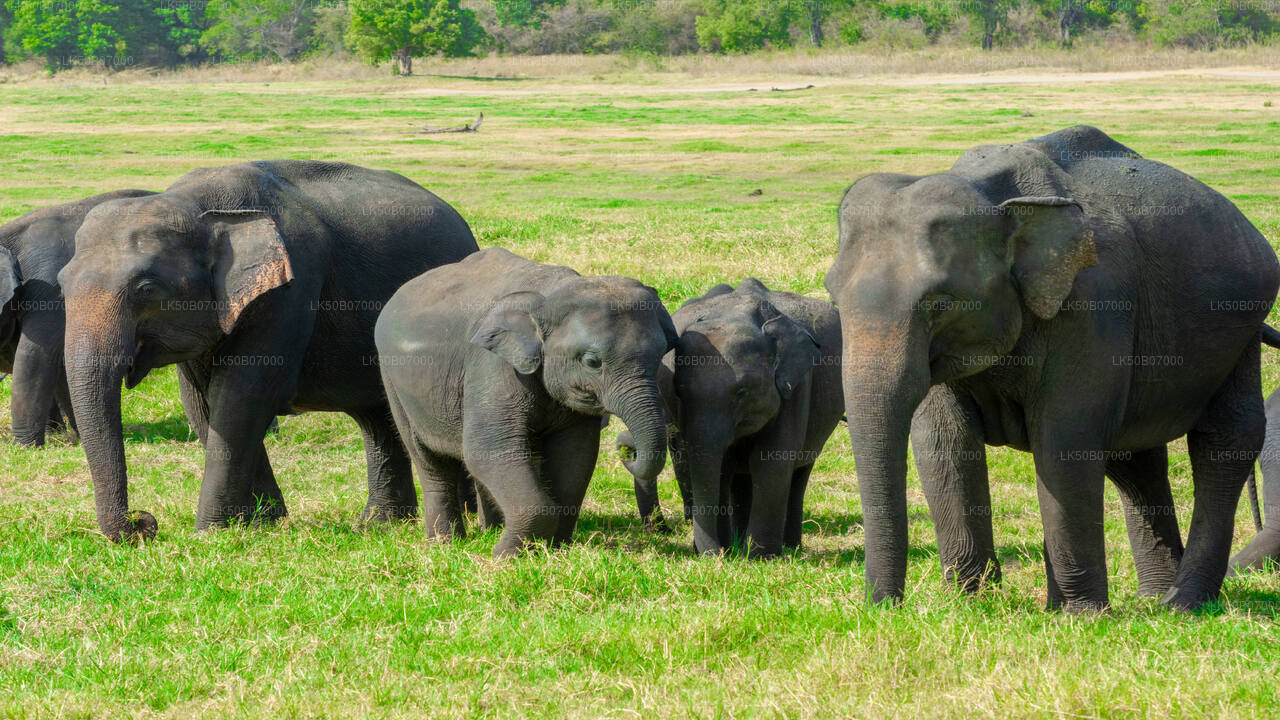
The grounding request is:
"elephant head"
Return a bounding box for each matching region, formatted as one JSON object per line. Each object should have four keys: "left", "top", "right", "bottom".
{"left": 471, "top": 276, "right": 677, "bottom": 509}
{"left": 0, "top": 245, "right": 20, "bottom": 337}
{"left": 824, "top": 173, "right": 1095, "bottom": 603}
{"left": 58, "top": 195, "right": 293, "bottom": 541}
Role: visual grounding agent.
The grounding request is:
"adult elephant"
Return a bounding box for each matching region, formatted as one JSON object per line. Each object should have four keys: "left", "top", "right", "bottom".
{"left": 825, "top": 125, "right": 1279, "bottom": 611}
{"left": 59, "top": 161, "right": 478, "bottom": 542}
{"left": 0, "top": 190, "right": 155, "bottom": 445}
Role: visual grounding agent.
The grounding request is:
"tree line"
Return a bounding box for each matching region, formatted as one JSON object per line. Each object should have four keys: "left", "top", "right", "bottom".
{"left": 1, "top": 1, "right": 1276, "bottom": 74}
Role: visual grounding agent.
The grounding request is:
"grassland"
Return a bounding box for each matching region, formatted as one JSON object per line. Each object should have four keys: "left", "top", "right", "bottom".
{"left": 1, "top": 59, "right": 1279, "bottom": 718}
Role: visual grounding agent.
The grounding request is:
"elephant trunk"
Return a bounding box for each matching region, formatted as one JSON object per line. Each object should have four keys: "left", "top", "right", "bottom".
{"left": 64, "top": 296, "right": 155, "bottom": 542}
{"left": 605, "top": 377, "right": 668, "bottom": 523}
{"left": 842, "top": 313, "right": 932, "bottom": 604}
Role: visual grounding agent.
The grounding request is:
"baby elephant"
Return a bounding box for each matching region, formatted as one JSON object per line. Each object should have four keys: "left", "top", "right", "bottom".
{"left": 375, "top": 248, "right": 677, "bottom": 556}
{"left": 620, "top": 278, "right": 843, "bottom": 557}
{"left": 1, "top": 189, "right": 155, "bottom": 445}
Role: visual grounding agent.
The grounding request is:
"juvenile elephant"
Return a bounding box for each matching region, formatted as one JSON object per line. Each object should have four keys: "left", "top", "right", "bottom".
{"left": 617, "top": 278, "right": 843, "bottom": 557}
{"left": 58, "top": 161, "right": 478, "bottom": 542}
{"left": 375, "top": 248, "right": 677, "bottom": 556}
{"left": 825, "top": 125, "right": 1279, "bottom": 611}
{"left": 1231, "top": 342, "right": 1280, "bottom": 574}
{"left": 0, "top": 190, "right": 155, "bottom": 445}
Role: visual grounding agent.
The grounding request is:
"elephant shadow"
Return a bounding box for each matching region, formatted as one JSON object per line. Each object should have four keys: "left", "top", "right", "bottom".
{"left": 122, "top": 416, "right": 199, "bottom": 443}
{"left": 1212, "top": 586, "right": 1280, "bottom": 618}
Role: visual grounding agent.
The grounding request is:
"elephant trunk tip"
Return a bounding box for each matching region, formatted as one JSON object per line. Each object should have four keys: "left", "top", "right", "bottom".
{"left": 103, "top": 510, "right": 158, "bottom": 544}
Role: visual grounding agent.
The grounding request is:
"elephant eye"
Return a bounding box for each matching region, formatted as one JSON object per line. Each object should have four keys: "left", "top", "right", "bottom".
{"left": 581, "top": 351, "right": 603, "bottom": 370}
{"left": 919, "top": 293, "right": 959, "bottom": 326}
{"left": 133, "top": 278, "right": 161, "bottom": 300}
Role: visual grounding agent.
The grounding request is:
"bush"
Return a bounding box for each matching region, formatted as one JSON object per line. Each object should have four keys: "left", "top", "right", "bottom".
{"left": 861, "top": 15, "right": 931, "bottom": 49}
{"left": 201, "top": 0, "right": 321, "bottom": 62}
{"left": 695, "top": 0, "right": 797, "bottom": 53}
{"left": 605, "top": 0, "right": 703, "bottom": 55}
{"left": 1143, "top": 0, "right": 1278, "bottom": 49}
{"left": 311, "top": 1, "right": 352, "bottom": 56}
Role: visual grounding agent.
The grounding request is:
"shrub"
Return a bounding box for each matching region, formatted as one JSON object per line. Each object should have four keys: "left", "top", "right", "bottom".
{"left": 695, "top": 0, "right": 798, "bottom": 53}
{"left": 1142, "top": 0, "right": 1278, "bottom": 49}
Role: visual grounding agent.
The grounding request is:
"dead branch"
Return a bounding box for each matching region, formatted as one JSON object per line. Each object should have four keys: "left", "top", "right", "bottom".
{"left": 419, "top": 113, "right": 484, "bottom": 134}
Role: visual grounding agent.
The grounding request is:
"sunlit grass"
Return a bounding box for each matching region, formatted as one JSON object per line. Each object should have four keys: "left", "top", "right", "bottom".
{"left": 1, "top": 64, "right": 1279, "bottom": 718}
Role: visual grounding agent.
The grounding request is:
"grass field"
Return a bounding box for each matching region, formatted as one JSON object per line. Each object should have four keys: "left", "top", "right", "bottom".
{"left": 1, "top": 59, "right": 1280, "bottom": 718}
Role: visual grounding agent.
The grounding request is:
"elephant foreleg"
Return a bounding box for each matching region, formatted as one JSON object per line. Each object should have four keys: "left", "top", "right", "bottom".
{"left": 541, "top": 418, "right": 602, "bottom": 545}
{"left": 9, "top": 321, "right": 62, "bottom": 446}
{"left": 911, "top": 385, "right": 1000, "bottom": 592}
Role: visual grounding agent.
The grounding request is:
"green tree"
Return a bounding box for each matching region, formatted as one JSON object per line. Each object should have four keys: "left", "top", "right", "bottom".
{"left": 148, "top": 0, "right": 212, "bottom": 65}
{"left": 956, "top": 0, "right": 1015, "bottom": 48}
{"left": 5, "top": 0, "right": 147, "bottom": 70}
{"left": 491, "top": 0, "right": 563, "bottom": 27}
{"left": 695, "top": 0, "right": 799, "bottom": 53}
{"left": 200, "top": 0, "right": 321, "bottom": 61}
{"left": 347, "top": 0, "right": 483, "bottom": 75}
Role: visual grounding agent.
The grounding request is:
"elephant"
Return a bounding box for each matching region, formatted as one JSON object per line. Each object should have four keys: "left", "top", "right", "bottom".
{"left": 824, "top": 125, "right": 1279, "bottom": 611}
{"left": 615, "top": 278, "right": 843, "bottom": 557}
{"left": 374, "top": 247, "right": 677, "bottom": 557}
{"left": 1231, "top": 335, "right": 1280, "bottom": 574}
{"left": 57, "top": 160, "right": 478, "bottom": 542}
{"left": 0, "top": 189, "right": 155, "bottom": 446}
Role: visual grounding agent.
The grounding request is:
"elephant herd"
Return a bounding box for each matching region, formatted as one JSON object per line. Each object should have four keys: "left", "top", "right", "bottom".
{"left": 4, "top": 125, "right": 1280, "bottom": 613}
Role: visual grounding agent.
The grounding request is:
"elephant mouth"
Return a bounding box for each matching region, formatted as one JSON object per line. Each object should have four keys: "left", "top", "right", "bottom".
{"left": 565, "top": 384, "right": 601, "bottom": 411}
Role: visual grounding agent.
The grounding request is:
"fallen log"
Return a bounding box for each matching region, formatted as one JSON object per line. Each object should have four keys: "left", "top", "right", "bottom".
{"left": 420, "top": 113, "right": 484, "bottom": 134}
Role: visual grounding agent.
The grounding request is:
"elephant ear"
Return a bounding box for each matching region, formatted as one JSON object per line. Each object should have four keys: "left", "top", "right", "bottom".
{"left": 999, "top": 196, "right": 1097, "bottom": 321}
{"left": 0, "top": 245, "right": 20, "bottom": 310}
{"left": 760, "top": 301, "right": 820, "bottom": 400}
{"left": 470, "top": 291, "right": 545, "bottom": 375}
{"left": 203, "top": 210, "right": 294, "bottom": 334}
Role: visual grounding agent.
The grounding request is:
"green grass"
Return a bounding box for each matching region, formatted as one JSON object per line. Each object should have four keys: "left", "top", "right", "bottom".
{"left": 2, "top": 67, "right": 1280, "bottom": 718}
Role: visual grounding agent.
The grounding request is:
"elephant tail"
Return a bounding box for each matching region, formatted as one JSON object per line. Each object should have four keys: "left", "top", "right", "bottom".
{"left": 1247, "top": 470, "right": 1263, "bottom": 532}
{"left": 1262, "top": 324, "right": 1280, "bottom": 350}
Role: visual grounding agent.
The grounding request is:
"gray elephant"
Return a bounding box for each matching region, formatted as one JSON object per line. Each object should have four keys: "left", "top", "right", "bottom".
{"left": 1231, "top": 341, "right": 1280, "bottom": 574}
{"left": 58, "top": 160, "right": 478, "bottom": 542}
{"left": 616, "top": 278, "right": 843, "bottom": 557}
{"left": 825, "top": 125, "right": 1278, "bottom": 611}
{"left": 374, "top": 247, "right": 677, "bottom": 557}
{"left": 0, "top": 190, "right": 155, "bottom": 445}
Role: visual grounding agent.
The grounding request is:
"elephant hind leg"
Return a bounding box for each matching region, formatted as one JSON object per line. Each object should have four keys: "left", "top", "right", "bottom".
{"left": 1106, "top": 445, "right": 1183, "bottom": 598}
{"left": 1166, "top": 344, "right": 1264, "bottom": 610}
{"left": 351, "top": 407, "right": 418, "bottom": 523}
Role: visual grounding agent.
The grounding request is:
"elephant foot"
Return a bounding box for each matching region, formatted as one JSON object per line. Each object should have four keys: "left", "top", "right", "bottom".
{"left": 104, "top": 510, "right": 158, "bottom": 544}
{"left": 360, "top": 501, "right": 418, "bottom": 525}
{"left": 1159, "top": 579, "right": 1220, "bottom": 612}
{"left": 1136, "top": 582, "right": 1173, "bottom": 599}
{"left": 943, "top": 558, "right": 1003, "bottom": 593}
{"left": 12, "top": 432, "right": 45, "bottom": 448}
{"left": 1046, "top": 596, "right": 1109, "bottom": 614}
{"left": 423, "top": 514, "right": 464, "bottom": 541}
{"left": 642, "top": 511, "right": 673, "bottom": 535}
{"left": 249, "top": 498, "right": 288, "bottom": 526}
{"left": 1227, "top": 527, "right": 1280, "bottom": 577}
